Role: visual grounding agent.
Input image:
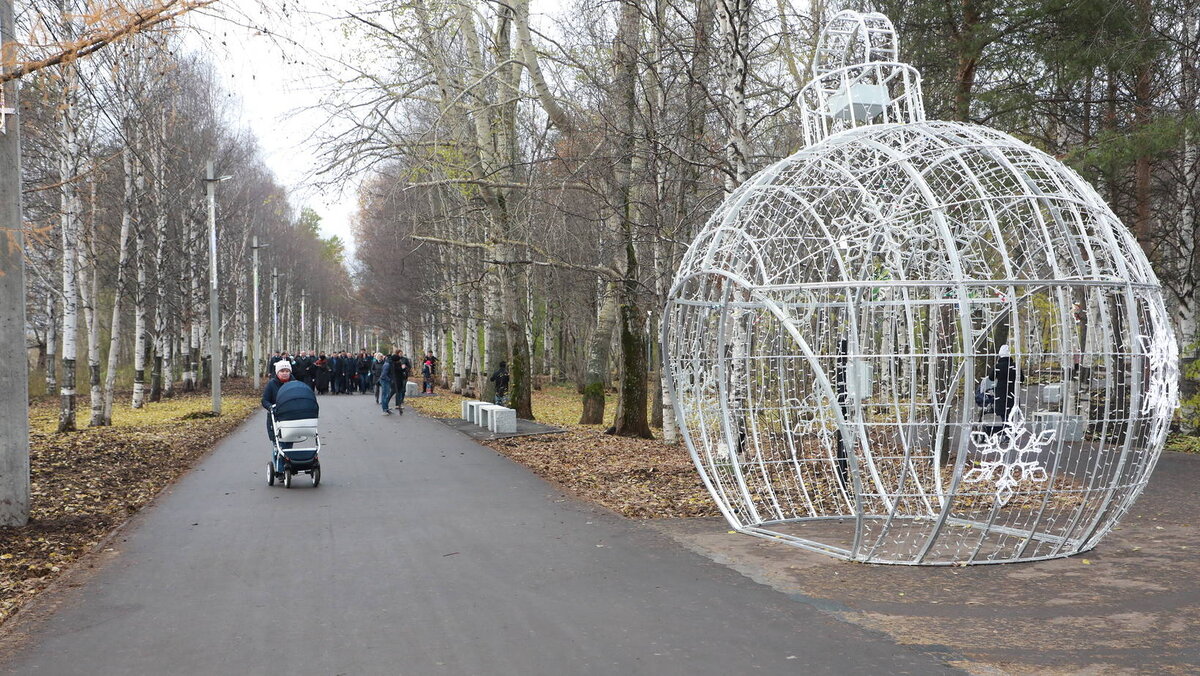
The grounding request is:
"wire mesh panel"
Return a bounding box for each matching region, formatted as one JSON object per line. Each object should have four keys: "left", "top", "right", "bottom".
{"left": 662, "top": 11, "right": 1179, "bottom": 565}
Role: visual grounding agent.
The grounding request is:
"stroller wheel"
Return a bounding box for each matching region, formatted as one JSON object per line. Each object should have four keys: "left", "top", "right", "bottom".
{"left": 284, "top": 470, "right": 292, "bottom": 489}
{"left": 267, "top": 463, "right": 275, "bottom": 486}
{"left": 311, "top": 466, "right": 320, "bottom": 487}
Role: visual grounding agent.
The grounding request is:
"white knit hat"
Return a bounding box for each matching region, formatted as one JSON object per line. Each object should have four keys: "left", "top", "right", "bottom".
{"left": 275, "top": 360, "right": 292, "bottom": 374}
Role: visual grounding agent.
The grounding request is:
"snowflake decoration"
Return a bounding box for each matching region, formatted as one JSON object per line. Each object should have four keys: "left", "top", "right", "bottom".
{"left": 963, "top": 406, "right": 1055, "bottom": 506}
{"left": 1139, "top": 330, "right": 1179, "bottom": 419}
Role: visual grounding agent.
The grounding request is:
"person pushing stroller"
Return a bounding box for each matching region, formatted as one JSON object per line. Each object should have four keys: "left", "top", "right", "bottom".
{"left": 263, "top": 361, "right": 295, "bottom": 471}
{"left": 262, "top": 359, "right": 322, "bottom": 487}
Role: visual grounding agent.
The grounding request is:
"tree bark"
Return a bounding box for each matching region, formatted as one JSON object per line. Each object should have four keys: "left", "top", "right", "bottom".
{"left": 102, "top": 147, "right": 136, "bottom": 425}
{"left": 581, "top": 287, "right": 619, "bottom": 424}
{"left": 57, "top": 56, "right": 82, "bottom": 433}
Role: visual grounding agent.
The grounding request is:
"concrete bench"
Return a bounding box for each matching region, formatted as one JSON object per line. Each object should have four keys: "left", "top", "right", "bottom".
{"left": 479, "top": 404, "right": 509, "bottom": 430}
{"left": 462, "top": 399, "right": 480, "bottom": 420}
{"left": 464, "top": 400, "right": 490, "bottom": 425}
{"left": 488, "top": 406, "right": 517, "bottom": 434}
{"left": 406, "top": 381, "right": 419, "bottom": 397}
{"left": 1032, "top": 411, "right": 1085, "bottom": 442}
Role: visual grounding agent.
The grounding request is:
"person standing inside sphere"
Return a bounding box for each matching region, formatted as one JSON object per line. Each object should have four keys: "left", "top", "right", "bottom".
{"left": 989, "top": 344, "right": 1017, "bottom": 434}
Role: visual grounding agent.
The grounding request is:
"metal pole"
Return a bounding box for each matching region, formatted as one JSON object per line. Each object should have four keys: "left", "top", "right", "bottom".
{"left": 205, "top": 161, "right": 221, "bottom": 415}
{"left": 252, "top": 235, "right": 262, "bottom": 389}
{"left": 0, "top": 0, "right": 30, "bottom": 526}
{"left": 271, "top": 267, "right": 279, "bottom": 352}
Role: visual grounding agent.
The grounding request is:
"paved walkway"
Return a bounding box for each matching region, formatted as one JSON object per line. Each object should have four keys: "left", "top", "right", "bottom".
{"left": 0, "top": 395, "right": 956, "bottom": 675}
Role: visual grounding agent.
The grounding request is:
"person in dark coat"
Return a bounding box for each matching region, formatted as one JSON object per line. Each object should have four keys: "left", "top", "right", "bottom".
{"left": 357, "top": 351, "right": 372, "bottom": 393}
{"left": 390, "top": 350, "right": 412, "bottom": 412}
{"left": 339, "top": 351, "right": 354, "bottom": 394}
{"left": 379, "top": 355, "right": 395, "bottom": 414}
{"left": 421, "top": 351, "right": 439, "bottom": 394}
{"left": 292, "top": 350, "right": 310, "bottom": 386}
{"left": 371, "top": 352, "right": 385, "bottom": 402}
{"left": 490, "top": 361, "right": 509, "bottom": 406}
{"left": 988, "top": 344, "right": 1018, "bottom": 434}
{"left": 262, "top": 360, "right": 295, "bottom": 451}
{"left": 313, "top": 354, "right": 330, "bottom": 394}
{"left": 328, "top": 353, "right": 343, "bottom": 394}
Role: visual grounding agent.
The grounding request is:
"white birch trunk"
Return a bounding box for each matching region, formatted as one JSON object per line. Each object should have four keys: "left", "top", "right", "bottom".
{"left": 149, "top": 129, "right": 168, "bottom": 401}
{"left": 718, "top": 0, "right": 751, "bottom": 192}
{"left": 131, "top": 139, "right": 148, "bottom": 409}
{"left": 45, "top": 295, "right": 57, "bottom": 394}
{"left": 102, "top": 148, "right": 135, "bottom": 425}
{"left": 83, "top": 183, "right": 103, "bottom": 426}
{"left": 56, "top": 64, "right": 82, "bottom": 432}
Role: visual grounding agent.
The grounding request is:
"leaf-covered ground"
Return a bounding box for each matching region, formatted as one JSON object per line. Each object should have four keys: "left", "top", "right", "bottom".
{"left": 0, "top": 387, "right": 259, "bottom": 626}
{"left": 407, "top": 385, "right": 719, "bottom": 519}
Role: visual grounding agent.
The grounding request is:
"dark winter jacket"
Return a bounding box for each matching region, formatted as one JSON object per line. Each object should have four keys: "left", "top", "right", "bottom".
{"left": 262, "top": 375, "right": 292, "bottom": 409}
{"left": 390, "top": 356, "right": 411, "bottom": 385}
{"left": 990, "top": 356, "right": 1017, "bottom": 417}
{"left": 490, "top": 366, "right": 509, "bottom": 395}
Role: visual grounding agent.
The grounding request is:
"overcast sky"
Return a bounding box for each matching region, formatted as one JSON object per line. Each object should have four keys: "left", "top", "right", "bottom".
{"left": 184, "top": 1, "right": 568, "bottom": 264}
{"left": 185, "top": 2, "right": 364, "bottom": 258}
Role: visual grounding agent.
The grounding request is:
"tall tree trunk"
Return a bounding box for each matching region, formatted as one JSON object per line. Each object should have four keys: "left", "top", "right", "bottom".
{"left": 102, "top": 147, "right": 136, "bottom": 425}
{"left": 0, "top": 0, "right": 31, "bottom": 524}
{"left": 149, "top": 130, "right": 167, "bottom": 402}
{"left": 45, "top": 295, "right": 57, "bottom": 395}
{"left": 57, "top": 63, "right": 82, "bottom": 432}
{"left": 131, "top": 138, "right": 148, "bottom": 409}
{"left": 952, "top": 0, "right": 981, "bottom": 122}
{"left": 581, "top": 285, "right": 619, "bottom": 424}
{"left": 608, "top": 0, "right": 652, "bottom": 438}
{"left": 83, "top": 182, "right": 103, "bottom": 426}
{"left": 1132, "top": 0, "right": 1154, "bottom": 255}
{"left": 718, "top": 0, "right": 751, "bottom": 191}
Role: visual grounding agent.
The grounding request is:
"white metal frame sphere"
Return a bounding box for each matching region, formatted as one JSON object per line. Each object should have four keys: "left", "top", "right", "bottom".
{"left": 662, "top": 11, "right": 1179, "bottom": 565}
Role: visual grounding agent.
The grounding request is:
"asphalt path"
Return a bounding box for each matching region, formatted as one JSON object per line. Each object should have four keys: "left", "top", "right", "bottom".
{"left": 1, "top": 394, "right": 957, "bottom": 675}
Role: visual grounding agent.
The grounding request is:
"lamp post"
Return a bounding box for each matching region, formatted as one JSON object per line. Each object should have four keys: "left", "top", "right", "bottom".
{"left": 0, "top": 0, "right": 30, "bottom": 526}
{"left": 204, "top": 161, "right": 231, "bottom": 415}
{"left": 251, "top": 236, "right": 269, "bottom": 389}
{"left": 271, "top": 267, "right": 279, "bottom": 353}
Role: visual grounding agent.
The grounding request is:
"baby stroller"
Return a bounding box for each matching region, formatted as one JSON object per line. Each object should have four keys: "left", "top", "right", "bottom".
{"left": 269, "top": 380, "right": 321, "bottom": 488}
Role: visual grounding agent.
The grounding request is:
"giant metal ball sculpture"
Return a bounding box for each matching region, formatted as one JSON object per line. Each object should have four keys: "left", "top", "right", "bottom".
{"left": 662, "top": 11, "right": 1179, "bottom": 565}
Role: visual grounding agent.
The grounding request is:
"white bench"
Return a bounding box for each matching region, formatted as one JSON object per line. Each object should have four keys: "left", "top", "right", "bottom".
{"left": 406, "top": 381, "right": 419, "bottom": 397}
{"left": 1032, "top": 411, "right": 1085, "bottom": 442}
{"left": 464, "top": 400, "right": 490, "bottom": 425}
{"left": 479, "top": 404, "right": 506, "bottom": 430}
{"left": 488, "top": 406, "right": 517, "bottom": 434}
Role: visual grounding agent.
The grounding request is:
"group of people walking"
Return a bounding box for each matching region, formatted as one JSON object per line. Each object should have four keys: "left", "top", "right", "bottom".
{"left": 267, "top": 349, "right": 440, "bottom": 402}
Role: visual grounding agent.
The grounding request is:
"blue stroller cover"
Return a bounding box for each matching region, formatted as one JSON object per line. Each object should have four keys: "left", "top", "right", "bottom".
{"left": 275, "top": 380, "right": 319, "bottom": 421}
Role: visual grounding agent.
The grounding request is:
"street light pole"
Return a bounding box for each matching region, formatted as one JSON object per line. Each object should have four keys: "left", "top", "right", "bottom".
{"left": 271, "top": 267, "right": 279, "bottom": 353}
{"left": 0, "top": 0, "right": 30, "bottom": 526}
{"left": 204, "top": 161, "right": 231, "bottom": 415}
{"left": 252, "top": 236, "right": 269, "bottom": 389}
